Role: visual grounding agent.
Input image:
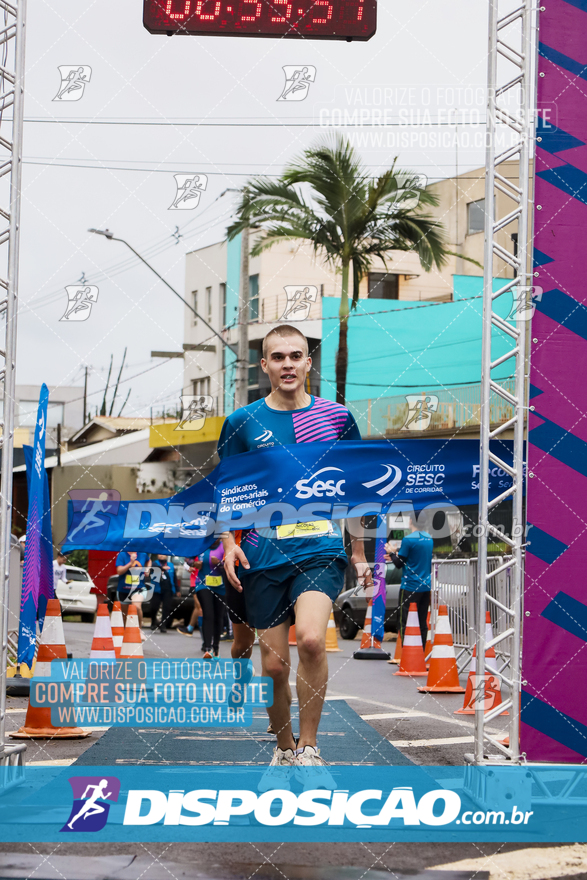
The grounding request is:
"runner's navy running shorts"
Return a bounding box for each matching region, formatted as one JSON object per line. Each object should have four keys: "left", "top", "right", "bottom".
{"left": 225, "top": 579, "right": 249, "bottom": 626}
{"left": 240, "top": 555, "right": 347, "bottom": 630}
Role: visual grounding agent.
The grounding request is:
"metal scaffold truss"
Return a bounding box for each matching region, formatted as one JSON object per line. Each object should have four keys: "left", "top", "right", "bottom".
{"left": 0, "top": 0, "right": 26, "bottom": 770}
{"left": 471, "top": 0, "right": 537, "bottom": 764}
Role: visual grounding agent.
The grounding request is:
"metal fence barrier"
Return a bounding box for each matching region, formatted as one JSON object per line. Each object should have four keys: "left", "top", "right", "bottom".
{"left": 431, "top": 556, "right": 513, "bottom": 674}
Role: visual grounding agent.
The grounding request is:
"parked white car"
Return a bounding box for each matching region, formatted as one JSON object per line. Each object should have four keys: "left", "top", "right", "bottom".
{"left": 55, "top": 565, "right": 97, "bottom": 623}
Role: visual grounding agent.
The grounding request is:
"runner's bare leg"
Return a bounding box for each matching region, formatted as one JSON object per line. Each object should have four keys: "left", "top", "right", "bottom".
{"left": 294, "top": 591, "right": 333, "bottom": 749}
{"left": 231, "top": 622, "right": 255, "bottom": 660}
{"left": 258, "top": 621, "right": 295, "bottom": 751}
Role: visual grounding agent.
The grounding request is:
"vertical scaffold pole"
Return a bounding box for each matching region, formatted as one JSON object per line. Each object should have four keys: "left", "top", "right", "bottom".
{"left": 473, "top": 0, "right": 537, "bottom": 764}
{"left": 0, "top": 0, "right": 27, "bottom": 768}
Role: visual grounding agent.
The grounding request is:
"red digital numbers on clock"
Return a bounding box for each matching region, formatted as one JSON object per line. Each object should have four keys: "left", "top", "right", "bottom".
{"left": 145, "top": 0, "right": 376, "bottom": 40}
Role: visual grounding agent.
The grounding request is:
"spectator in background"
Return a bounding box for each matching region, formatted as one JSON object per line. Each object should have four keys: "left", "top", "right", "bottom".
{"left": 116, "top": 550, "right": 150, "bottom": 638}
{"left": 194, "top": 540, "right": 226, "bottom": 659}
{"left": 150, "top": 554, "right": 180, "bottom": 633}
{"left": 53, "top": 551, "right": 68, "bottom": 591}
{"left": 177, "top": 557, "right": 203, "bottom": 638}
{"left": 386, "top": 513, "right": 433, "bottom": 647}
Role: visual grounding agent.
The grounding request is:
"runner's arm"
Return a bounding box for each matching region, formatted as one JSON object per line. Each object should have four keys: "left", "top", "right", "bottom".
{"left": 338, "top": 413, "right": 372, "bottom": 585}
{"left": 221, "top": 531, "right": 249, "bottom": 591}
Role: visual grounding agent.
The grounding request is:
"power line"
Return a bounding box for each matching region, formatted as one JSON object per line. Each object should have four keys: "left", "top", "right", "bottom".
{"left": 22, "top": 157, "right": 518, "bottom": 177}
{"left": 321, "top": 293, "right": 486, "bottom": 320}
{"left": 22, "top": 117, "right": 490, "bottom": 128}
{"left": 342, "top": 376, "right": 513, "bottom": 388}
{"left": 21, "top": 205, "right": 235, "bottom": 312}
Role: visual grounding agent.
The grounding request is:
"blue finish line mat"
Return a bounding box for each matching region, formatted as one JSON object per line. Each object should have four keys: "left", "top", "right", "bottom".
{"left": 73, "top": 699, "right": 414, "bottom": 766}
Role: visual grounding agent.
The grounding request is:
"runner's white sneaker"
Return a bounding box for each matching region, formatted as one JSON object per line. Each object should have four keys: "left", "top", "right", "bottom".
{"left": 294, "top": 745, "right": 336, "bottom": 791}
{"left": 257, "top": 746, "right": 297, "bottom": 792}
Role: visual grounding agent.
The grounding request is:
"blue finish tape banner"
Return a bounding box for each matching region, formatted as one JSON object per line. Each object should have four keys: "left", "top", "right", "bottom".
{"left": 0, "top": 764, "right": 584, "bottom": 842}
{"left": 63, "top": 439, "right": 515, "bottom": 556}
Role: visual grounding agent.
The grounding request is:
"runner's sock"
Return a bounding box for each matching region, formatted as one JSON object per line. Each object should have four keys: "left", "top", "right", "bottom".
{"left": 187, "top": 625, "right": 194, "bottom": 633}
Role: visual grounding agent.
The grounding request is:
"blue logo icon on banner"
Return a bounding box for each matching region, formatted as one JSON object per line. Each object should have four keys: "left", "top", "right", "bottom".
{"left": 66, "top": 490, "right": 121, "bottom": 546}
{"left": 60, "top": 776, "right": 120, "bottom": 832}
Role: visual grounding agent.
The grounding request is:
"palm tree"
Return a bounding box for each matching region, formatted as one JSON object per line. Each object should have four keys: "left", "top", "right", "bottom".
{"left": 228, "top": 135, "right": 449, "bottom": 405}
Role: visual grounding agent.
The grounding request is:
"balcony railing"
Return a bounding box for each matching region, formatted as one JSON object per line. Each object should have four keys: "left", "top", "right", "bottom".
{"left": 348, "top": 380, "right": 517, "bottom": 437}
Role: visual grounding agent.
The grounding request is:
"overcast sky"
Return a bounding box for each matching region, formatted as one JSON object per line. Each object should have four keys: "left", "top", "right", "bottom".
{"left": 18, "top": 0, "right": 496, "bottom": 420}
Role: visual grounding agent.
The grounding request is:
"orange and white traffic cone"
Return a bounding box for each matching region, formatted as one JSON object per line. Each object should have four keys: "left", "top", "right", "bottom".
{"left": 10, "top": 599, "right": 88, "bottom": 739}
{"left": 454, "top": 646, "right": 508, "bottom": 715}
{"left": 418, "top": 605, "right": 465, "bottom": 693}
{"left": 387, "top": 632, "right": 402, "bottom": 665}
{"left": 325, "top": 610, "right": 342, "bottom": 652}
{"left": 354, "top": 598, "right": 391, "bottom": 660}
{"left": 288, "top": 625, "right": 297, "bottom": 646}
{"left": 119, "top": 604, "right": 144, "bottom": 658}
{"left": 424, "top": 609, "right": 432, "bottom": 667}
{"left": 90, "top": 604, "right": 116, "bottom": 660}
{"left": 394, "top": 603, "right": 427, "bottom": 676}
{"left": 111, "top": 601, "right": 125, "bottom": 658}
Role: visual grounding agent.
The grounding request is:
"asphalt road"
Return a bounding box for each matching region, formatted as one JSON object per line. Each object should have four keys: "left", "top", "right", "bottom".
{"left": 0, "top": 620, "right": 536, "bottom": 880}
{"left": 4, "top": 620, "right": 509, "bottom": 766}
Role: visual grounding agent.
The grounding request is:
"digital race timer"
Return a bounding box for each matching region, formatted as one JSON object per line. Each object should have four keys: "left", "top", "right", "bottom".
{"left": 143, "top": 0, "right": 376, "bottom": 40}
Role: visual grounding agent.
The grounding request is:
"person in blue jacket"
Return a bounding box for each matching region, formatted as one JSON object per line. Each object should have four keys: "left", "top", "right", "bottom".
{"left": 387, "top": 514, "right": 434, "bottom": 646}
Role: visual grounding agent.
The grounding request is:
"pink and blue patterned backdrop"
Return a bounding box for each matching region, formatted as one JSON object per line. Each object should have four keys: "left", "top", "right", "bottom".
{"left": 520, "top": 0, "right": 587, "bottom": 761}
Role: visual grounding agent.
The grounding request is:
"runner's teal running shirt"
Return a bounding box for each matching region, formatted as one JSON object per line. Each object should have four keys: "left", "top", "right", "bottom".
{"left": 397, "top": 530, "right": 434, "bottom": 591}
{"left": 218, "top": 396, "right": 360, "bottom": 572}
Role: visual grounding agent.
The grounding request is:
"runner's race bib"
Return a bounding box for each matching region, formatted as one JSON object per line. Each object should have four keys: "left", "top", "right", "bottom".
{"left": 205, "top": 575, "right": 223, "bottom": 587}
{"left": 275, "top": 520, "right": 334, "bottom": 540}
{"left": 125, "top": 571, "right": 141, "bottom": 586}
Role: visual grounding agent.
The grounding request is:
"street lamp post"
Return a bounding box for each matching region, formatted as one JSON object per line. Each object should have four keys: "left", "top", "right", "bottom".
{"left": 235, "top": 227, "right": 250, "bottom": 410}
{"left": 88, "top": 228, "right": 238, "bottom": 358}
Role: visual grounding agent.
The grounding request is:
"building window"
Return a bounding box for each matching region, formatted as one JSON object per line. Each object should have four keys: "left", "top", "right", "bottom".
{"left": 192, "top": 290, "right": 198, "bottom": 325}
{"left": 206, "top": 286, "right": 212, "bottom": 324}
{"left": 511, "top": 233, "right": 518, "bottom": 278}
{"left": 18, "top": 401, "right": 64, "bottom": 427}
{"left": 249, "top": 274, "right": 259, "bottom": 321}
{"left": 467, "top": 199, "right": 486, "bottom": 234}
{"left": 248, "top": 347, "right": 259, "bottom": 389}
{"left": 193, "top": 377, "right": 211, "bottom": 398}
{"left": 368, "top": 273, "right": 399, "bottom": 300}
{"left": 220, "top": 282, "right": 227, "bottom": 327}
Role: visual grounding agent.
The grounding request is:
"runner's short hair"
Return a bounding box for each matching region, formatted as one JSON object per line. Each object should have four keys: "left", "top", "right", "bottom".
{"left": 262, "top": 325, "right": 309, "bottom": 359}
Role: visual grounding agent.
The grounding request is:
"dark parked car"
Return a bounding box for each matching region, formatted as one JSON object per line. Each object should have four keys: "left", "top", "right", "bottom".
{"left": 106, "top": 556, "right": 195, "bottom": 627}
{"left": 333, "top": 562, "right": 402, "bottom": 639}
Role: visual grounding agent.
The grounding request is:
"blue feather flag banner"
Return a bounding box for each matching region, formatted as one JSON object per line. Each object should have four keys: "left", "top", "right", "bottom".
{"left": 19, "top": 385, "right": 53, "bottom": 665}
{"left": 371, "top": 514, "right": 388, "bottom": 642}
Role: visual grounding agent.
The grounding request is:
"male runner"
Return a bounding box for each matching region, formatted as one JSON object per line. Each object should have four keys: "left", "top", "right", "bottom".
{"left": 219, "top": 325, "right": 372, "bottom": 769}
